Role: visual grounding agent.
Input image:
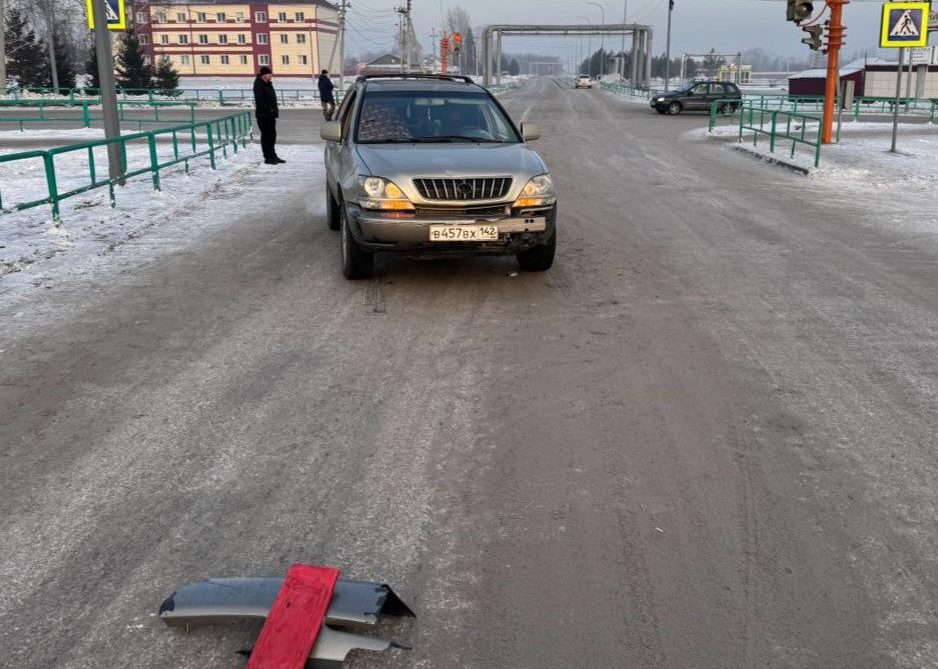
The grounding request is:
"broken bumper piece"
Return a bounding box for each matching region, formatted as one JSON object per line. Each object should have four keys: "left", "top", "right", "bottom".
{"left": 159, "top": 576, "right": 414, "bottom": 667}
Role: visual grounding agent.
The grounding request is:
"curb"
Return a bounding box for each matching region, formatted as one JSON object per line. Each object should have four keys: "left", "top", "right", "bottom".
{"left": 732, "top": 145, "right": 812, "bottom": 176}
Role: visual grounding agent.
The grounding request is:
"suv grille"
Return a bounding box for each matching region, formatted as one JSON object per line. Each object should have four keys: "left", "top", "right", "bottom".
{"left": 414, "top": 204, "right": 509, "bottom": 218}
{"left": 414, "top": 177, "right": 512, "bottom": 201}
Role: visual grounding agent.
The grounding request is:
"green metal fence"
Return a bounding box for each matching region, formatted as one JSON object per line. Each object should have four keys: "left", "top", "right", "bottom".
{"left": 4, "top": 86, "right": 344, "bottom": 106}
{"left": 0, "top": 98, "right": 199, "bottom": 131}
{"left": 708, "top": 95, "right": 938, "bottom": 132}
{"left": 737, "top": 104, "right": 823, "bottom": 167}
{"left": 0, "top": 110, "right": 254, "bottom": 220}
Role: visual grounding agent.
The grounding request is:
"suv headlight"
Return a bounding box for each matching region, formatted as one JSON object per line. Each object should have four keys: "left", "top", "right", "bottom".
{"left": 515, "top": 174, "right": 555, "bottom": 209}
{"left": 358, "top": 176, "right": 414, "bottom": 211}
{"left": 656, "top": 97, "right": 666, "bottom": 102}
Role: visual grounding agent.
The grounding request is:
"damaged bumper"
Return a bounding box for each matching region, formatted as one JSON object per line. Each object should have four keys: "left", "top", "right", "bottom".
{"left": 160, "top": 577, "right": 413, "bottom": 667}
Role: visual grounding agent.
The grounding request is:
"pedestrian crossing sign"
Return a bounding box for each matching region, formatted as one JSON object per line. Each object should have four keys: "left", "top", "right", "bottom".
{"left": 880, "top": 2, "right": 930, "bottom": 47}
{"left": 86, "top": 0, "right": 126, "bottom": 30}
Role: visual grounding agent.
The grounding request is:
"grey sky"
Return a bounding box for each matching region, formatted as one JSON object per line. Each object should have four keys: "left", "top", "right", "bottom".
{"left": 344, "top": 0, "right": 901, "bottom": 62}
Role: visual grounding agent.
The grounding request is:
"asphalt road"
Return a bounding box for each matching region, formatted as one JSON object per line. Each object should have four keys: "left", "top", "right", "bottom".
{"left": 3, "top": 78, "right": 938, "bottom": 668}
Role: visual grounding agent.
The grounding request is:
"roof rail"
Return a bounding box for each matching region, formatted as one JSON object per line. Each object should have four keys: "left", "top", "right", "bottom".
{"left": 356, "top": 73, "right": 475, "bottom": 84}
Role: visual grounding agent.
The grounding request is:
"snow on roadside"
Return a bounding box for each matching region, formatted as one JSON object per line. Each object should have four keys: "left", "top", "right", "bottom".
{"left": 693, "top": 121, "right": 938, "bottom": 234}
{"left": 0, "top": 143, "right": 323, "bottom": 282}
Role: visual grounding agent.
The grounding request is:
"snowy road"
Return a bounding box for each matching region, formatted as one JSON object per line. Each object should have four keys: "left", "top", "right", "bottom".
{"left": 3, "top": 78, "right": 938, "bottom": 668}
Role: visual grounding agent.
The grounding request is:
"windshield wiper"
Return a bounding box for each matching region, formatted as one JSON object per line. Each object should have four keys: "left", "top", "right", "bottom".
{"left": 411, "top": 136, "right": 502, "bottom": 143}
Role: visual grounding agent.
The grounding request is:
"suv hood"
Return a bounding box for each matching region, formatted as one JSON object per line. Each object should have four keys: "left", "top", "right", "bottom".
{"left": 355, "top": 143, "right": 546, "bottom": 181}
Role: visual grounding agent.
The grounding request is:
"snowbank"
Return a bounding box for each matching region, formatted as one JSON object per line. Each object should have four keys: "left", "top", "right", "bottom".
{"left": 0, "top": 143, "right": 323, "bottom": 279}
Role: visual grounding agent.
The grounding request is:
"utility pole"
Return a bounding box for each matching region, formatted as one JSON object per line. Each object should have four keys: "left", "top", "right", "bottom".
{"left": 620, "top": 0, "right": 628, "bottom": 78}
{"left": 91, "top": 0, "right": 123, "bottom": 181}
{"left": 821, "top": 0, "right": 847, "bottom": 144}
{"left": 43, "top": 0, "right": 60, "bottom": 90}
{"left": 396, "top": 0, "right": 412, "bottom": 72}
{"left": 337, "top": 0, "right": 347, "bottom": 93}
{"left": 324, "top": 0, "right": 347, "bottom": 92}
{"left": 664, "top": 0, "right": 673, "bottom": 90}
{"left": 429, "top": 28, "right": 438, "bottom": 72}
{"left": 0, "top": 0, "right": 6, "bottom": 92}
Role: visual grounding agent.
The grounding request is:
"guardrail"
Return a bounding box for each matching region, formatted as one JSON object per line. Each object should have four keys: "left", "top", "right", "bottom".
{"left": 0, "top": 98, "right": 198, "bottom": 131}
{"left": 0, "top": 110, "right": 253, "bottom": 220}
{"left": 738, "top": 104, "right": 822, "bottom": 167}
{"left": 599, "top": 82, "right": 664, "bottom": 99}
{"left": 4, "top": 86, "right": 345, "bottom": 106}
{"left": 709, "top": 95, "right": 938, "bottom": 131}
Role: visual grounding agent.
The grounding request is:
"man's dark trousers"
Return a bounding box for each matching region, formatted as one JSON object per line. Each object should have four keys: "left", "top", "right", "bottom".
{"left": 258, "top": 118, "right": 277, "bottom": 161}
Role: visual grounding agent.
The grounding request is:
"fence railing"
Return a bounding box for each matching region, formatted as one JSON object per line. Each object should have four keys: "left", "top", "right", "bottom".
{"left": 3, "top": 86, "right": 345, "bottom": 106}
{"left": 738, "top": 104, "right": 823, "bottom": 167}
{"left": 0, "top": 111, "right": 254, "bottom": 220}
{"left": 708, "top": 95, "right": 938, "bottom": 131}
{"left": 0, "top": 98, "right": 199, "bottom": 130}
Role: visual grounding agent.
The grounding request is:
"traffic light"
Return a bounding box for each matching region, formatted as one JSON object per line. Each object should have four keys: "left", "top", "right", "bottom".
{"left": 786, "top": 0, "right": 814, "bottom": 22}
{"left": 801, "top": 24, "right": 823, "bottom": 49}
{"left": 453, "top": 32, "right": 462, "bottom": 54}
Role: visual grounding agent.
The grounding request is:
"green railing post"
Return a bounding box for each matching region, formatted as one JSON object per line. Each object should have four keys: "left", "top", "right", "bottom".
{"left": 148, "top": 133, "right": 161, "bottom": 191}
{"left": 206, "top": 124, "right": 217, "bottom": 169}
{"left": 769, "top": 112, "right": 777, "bottom": 153}
{"left": 82, "top": 101, "right": 91, "bottom": 128}
{"left": 218, "top": 90, "right": 225, "bottom": 105}
{"left": 709, "top": 102, "right": 717, "bottom": 132}
{"left": 43, "top": 153, "right": 61, "bottom": 221}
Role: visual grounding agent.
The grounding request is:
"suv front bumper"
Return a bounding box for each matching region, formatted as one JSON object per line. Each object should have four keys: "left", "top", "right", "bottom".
{"left": 348, "top": 204, "right": 556, "bottom": 255}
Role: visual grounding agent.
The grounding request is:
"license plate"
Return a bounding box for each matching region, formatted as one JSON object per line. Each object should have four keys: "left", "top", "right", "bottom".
{"left": 428, "top": 225, "right": 499, "bottom": 242}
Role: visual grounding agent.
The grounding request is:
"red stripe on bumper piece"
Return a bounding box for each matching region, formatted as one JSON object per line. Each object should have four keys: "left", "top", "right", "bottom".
{"left": 246, "top": 564, "right": 341, "bottom": 669}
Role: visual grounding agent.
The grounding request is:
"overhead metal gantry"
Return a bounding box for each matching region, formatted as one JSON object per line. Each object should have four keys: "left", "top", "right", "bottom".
{"left": 481, "top": 24, "right": 654, "bottom": 88}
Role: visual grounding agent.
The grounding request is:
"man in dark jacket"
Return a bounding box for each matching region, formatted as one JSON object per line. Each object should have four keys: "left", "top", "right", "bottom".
{"left": 253, "top": 66, "right": 284, "bottom": 164}
{"left": 317, "top": 69, "right": 335, "bottom": 121}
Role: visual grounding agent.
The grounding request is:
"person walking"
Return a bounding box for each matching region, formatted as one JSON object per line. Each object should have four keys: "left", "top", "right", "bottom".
{"left": 318, "top": 69, "right": 336, "bottom": 121}
{"left": 253, "top": 66, "right": 284, "bottom": 165}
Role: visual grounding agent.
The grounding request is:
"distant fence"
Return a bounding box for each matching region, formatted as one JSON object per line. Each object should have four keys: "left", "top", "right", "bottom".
{"left": 3, "top": 86, "right": 345, "bottom": 106}
{"left": 0, "top": 111, "right": 253, "bottom": 220}
{"left": 0, "top": 98, "right": 198, "bottom": 131}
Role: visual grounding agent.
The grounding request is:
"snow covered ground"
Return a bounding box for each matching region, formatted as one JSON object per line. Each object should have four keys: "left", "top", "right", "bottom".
{"left": 698, "top": 122, "right": 938, "bottom": 234}
{"left": 0, "top": 143, "right": 322, "bottom": 283}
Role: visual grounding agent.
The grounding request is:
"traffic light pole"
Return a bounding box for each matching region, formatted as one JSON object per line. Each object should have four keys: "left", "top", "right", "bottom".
{"left": 91, "top": 0, "right": 124, "bottom": 181}
{"left": 821, "top": 0, "right": 847, "bottom": 144}
{"left": 664, "top": 0, "right": 673, "bottom": 91}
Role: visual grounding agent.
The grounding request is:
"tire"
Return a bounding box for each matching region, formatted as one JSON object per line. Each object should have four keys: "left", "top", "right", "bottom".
{"left": 326, "top": 187, "right": 340, "bottom": 231}
{"left": 517, "top": 229, "right": 556, "bottom": 272}
{"left": 668, "top": 101, "right": 682, "bottom": 115}
{"left": 340, "top": 202, "right": 374, "bottom": 280}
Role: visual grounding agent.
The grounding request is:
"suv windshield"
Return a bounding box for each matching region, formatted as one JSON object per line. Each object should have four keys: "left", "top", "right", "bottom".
{"left": 355, "top": 90, "right": 521, "bottom": 144}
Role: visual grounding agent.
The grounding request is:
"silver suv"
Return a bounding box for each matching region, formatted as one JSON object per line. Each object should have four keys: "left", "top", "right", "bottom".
{"left": 320, "top": 75, "right": 557, "bottom": 279}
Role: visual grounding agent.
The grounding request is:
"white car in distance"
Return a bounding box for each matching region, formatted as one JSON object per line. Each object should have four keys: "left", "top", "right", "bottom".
{"left": 575, "top": 75, "right": 593, "bottom": 89}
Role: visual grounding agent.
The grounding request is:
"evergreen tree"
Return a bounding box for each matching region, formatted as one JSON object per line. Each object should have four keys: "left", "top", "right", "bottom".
{"left": 154, "top": 56, "right": 179, "bottom": 96}
{"left": 116, "top": 31, "right": 153, "bottom": 89}
{"left": 508, "top": 59, "right": 520, "bottom": 76}
{"left": 85, "top": 45, "right": 101, "bottom": 91}
{"left": 53, "top": 28, "right": 77, "bottom": 90}
{"left": 5, "top": 9, "right": 51, "bottom": 87}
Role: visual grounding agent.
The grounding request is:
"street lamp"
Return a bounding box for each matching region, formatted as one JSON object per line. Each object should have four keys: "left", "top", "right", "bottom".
{"left": 586, "top": 2, "right": 606, "bottom": 76}
{"left": 577, "top": 15, "right": 592, "bottom": 77}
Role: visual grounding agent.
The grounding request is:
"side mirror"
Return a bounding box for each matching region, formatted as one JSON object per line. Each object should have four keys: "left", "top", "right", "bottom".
{"left": 521, "top": 123, "right": 541, "bottom": 141}
{"left": 320, "top": 121, "right": 342, "bottom": 142}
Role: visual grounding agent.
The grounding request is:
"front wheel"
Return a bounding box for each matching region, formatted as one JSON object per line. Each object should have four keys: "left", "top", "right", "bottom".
{"left": 517, "top": 230, "right": 556, "bottom": 272}
{"left": 340, "top": 203, "right": 374, "bottom": 280}
{"left": 668, "top": 101, "right": 682, "bottom": 115}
